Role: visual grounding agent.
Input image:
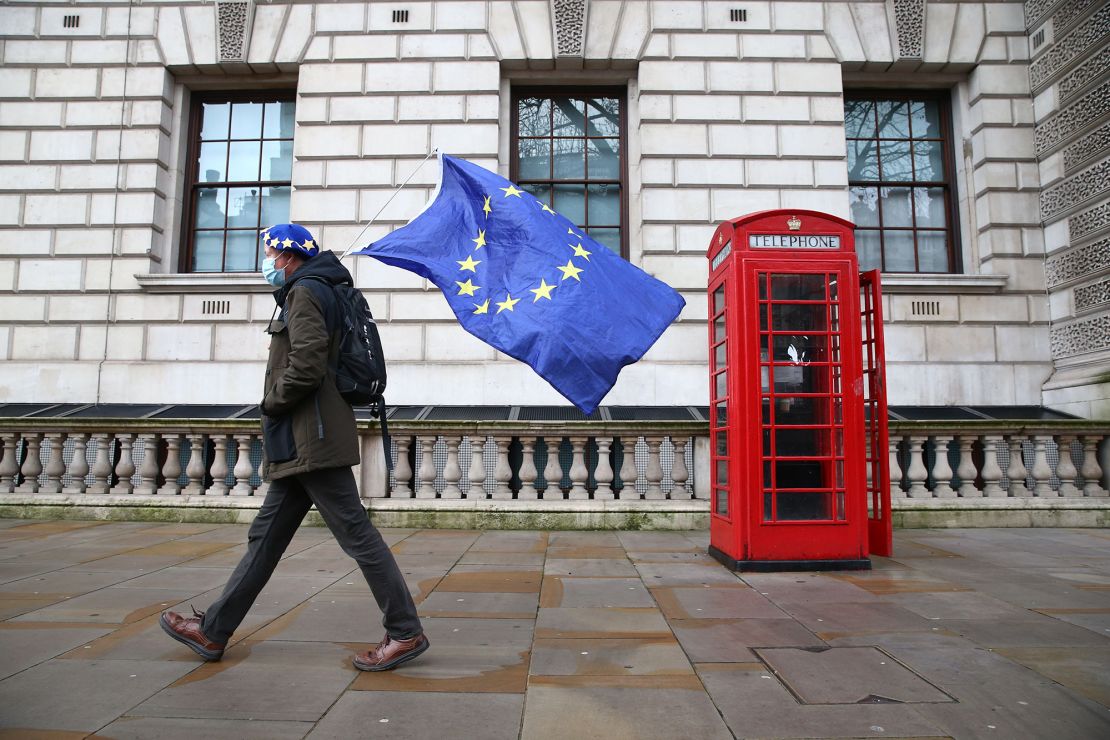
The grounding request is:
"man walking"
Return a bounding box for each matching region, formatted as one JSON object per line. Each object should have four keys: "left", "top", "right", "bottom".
{"left": 160, "top": 223, "right": 428, "bottom": 672}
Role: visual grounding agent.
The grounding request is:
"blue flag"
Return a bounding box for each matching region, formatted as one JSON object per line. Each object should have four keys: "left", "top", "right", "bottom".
{"left": 355, "top": 155, "right": 686, "bottom": 414}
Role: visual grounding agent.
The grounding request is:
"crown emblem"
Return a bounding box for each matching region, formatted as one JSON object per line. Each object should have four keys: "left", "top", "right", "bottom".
{"left": 787, "top": 215, "right": 801, "bottom": 231}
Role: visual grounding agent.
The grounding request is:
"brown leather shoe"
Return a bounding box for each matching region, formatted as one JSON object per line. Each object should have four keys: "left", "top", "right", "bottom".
{"left": 352, "top": 633, "right": 429, "bottom": 672}
{"left": 159, "top": 608, "right": 225, "bottom": 661}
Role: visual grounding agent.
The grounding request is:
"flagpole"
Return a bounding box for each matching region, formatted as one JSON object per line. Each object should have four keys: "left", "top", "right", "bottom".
{"left": 339, "top": 148, "right": 440, "bottom": 260}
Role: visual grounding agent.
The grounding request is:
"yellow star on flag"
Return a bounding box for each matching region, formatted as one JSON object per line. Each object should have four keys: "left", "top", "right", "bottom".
{"left": 501, "top": 184, "right": 523, "bottom": 198}
{"left": 457, "top": 255, "right": 480, "bottom": 273}
{"left": 496, "top": 294, "right": 520, "bottom": 313}
{"left": 472, "top": 229, "right": 487, "bottom": 250}
{"left": 530, "top": 279, "right": 556, "bottom": 302}
{"left": 540, "top": 202, "right": 556, "bottom": 215}
{"left": 557, "top": 260, "right": 584, "bottom": 282}
{"left": 456, "top": 278, "right": 480, "bottom": 296}
{"left": 482, "top": 196, "right": 492, "bottom": 217}
{"left": 568, "top": 228, "right": 581, "bottom": 237}
{"left": 473, "top": 299, "right": 490, "bottom": 315}
{"left": 570, "top": 242, "right": 591, "bottom": 261}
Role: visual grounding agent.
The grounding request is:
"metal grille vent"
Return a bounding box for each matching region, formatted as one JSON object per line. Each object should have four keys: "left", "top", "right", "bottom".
{"left": 1032, "top": 29, "right": 1045, "bottom": 49}
{"left": 63, "top": 14, "right": 80, "bottom": 28}
{"left": 730, "top": 8, "right": 747, "bottom": 22}
{"left": 392, "top": 9, "right": 409, "bottom": 23}
{"left": 911, "top": 300, "right": 941, "bottom": 317}
{"left": 202, "top": 300, "right": 231, "bottom": 316}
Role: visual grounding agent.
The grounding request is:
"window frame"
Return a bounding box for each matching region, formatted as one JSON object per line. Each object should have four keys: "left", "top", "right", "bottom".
{"left": 509, "top": 85, "right": 629, "bottom": 259}
{"left": 179, "top": 89, "right": 296, "bottom": 274}
{"left": 843, "top": 89, "right": 962, "bottom": 274}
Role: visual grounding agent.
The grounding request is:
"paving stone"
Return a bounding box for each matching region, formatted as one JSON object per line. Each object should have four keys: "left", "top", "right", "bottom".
{"left": 670, "top": 618, "right": 825, "bottom": 662}
{"left": 615, "top": 531, "right": 703, "bottom": 552}
{"left": 1033, "top": 608, "right": 1110, "bottom": 638}
{"left": 530, "top": 637, "right": 693, "bottom": 676}
{"left": 624, "top": 550, "right": 717, "bottom": 563}
{"left": 0, "top": 560, "right": 61, "bottom": 583}
{"left": 535, "top": 608, "right": 671, "bottom": 639}
{"left": 112, "top": 565, "right": 235, "bottom": 592}
{"left": 521, "top": 677, "right": 733, "bottom": 740}
{"left": 758, "top": 646, "right": 953, "bottom": 704}
{"left": 995, "top": 646, "right": 1110, "bottom": 706}
{"left": 936, "top": 616, "right": 1110, "bottom": 647}
{"left": 743, "top": 572, "right": 883, "bottom": 603}
{"left": 467, "top": 531, "right": 547, "bottom": 553}
{"left": 780, "top": 601, "right": 936, "bottom": 635}
{"left": 831, "top": 570, "right": 969, "bottom": 594}
{"left": 0, "top": 624, "right": 114, "bottom": 679}
{"left": 652, "top": 584, "right": 789, "bottom": 620}
{"left": 886, "top": 590, "right": 1049, "bottom": 621}
{"left": 418, "top": 591, "right": 538, "bottom": 619}
{"left": 436, "top": 568, "right": 542, "bottom": 593}
{"left": 130, "top": 641, "right": 355, "bottom": 722}
{"left": 697, "top": 663, "right": 948, "bottom": 738}
{"left": 635, "top": 561, "right": 743, "bottom": 586}
{"left": 420, "top": 617, "right": 534, "bottom": 647}
{"left": 0, "top": 593, "right": 70, "bottom": 620}
{"left": 99, "top": 716, "right": 315, "bottom": 739}
{"left": 548, "top": 531, "right": 621, "bottom": 547}
{"left": 1, "top": 567, "right": 138, "bottom": 595}
{"left": 11, "top": 586, "right": 192, "bottom": 624}
{"left": 546, "top": 545, "right": 627, "bottom": 559}
{"left": 247, "top": 595, "right": 384, "bottom": 643}
{"left": 540, "top": 576, "right": 654, "bottom": 608}
{"left": 0, "top": 658, "right": 196, "bottom": 732}
{"left": 309, "top": 690, "right": 523, "bottom": 739}
{"left": 544, "top": 558, "right": 639, "bottom": 577}
{"left": 459, "top": 550, "right": 546, "bottom": 566}
{"left": 351, "top": 643, "right": 528, "bottom": 693}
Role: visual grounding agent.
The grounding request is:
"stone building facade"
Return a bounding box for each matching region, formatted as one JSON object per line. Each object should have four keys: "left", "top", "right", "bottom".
{"left": 0, "top": 0, "right": 1106, "bottom": 419}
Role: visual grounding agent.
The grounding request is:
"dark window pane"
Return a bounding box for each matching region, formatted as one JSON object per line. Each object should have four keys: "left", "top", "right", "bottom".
{"left": 850, "top": 186, "right": 879, "bottom": 227}
{"left": 260, "top": 186, "right": 291, "bottom": 226}
{"left": 918, "top": 231, "right": 949, "bottom": 272}
{"left": 227, "top": 187, "right": 261, "bottom": 228}
{"left": 193, "top": 231, "right": 224, "bottom": 272}
{"left": 587, "top": 183, "right": 620, "bottom": 225}
{"left": 198, "top": 142, "right": 228, "bottom": 182}
{"left": 194, "top": 188, "right": 227, "bottom": 228}
{"left": 914, "top": 187, "right": 946, "bottom": 227}
{"left": 715, "top": 371, "right": 727, "bottom": 399}
{"left": 553, "top": 184, "right": 585, "bottom": 223}
{"left": 714, "top": 342, "right": 726, "bottom": 368}
{"left": 228, "top": 140, "right": 261, "bottom": 182}
{"left": 519, "top": 138, "right": 551, "bottom": 179}
{"left": 522, "top": 182, "right": 552, "bottom": 206}
{"left": 910, "top": 99, "right": 941, "bottom": 138}
{"left": 883, "top": 231, "right": 916, "bottom": 271}
{"left": 844, "top": 100, "right": 876, "bottom": 138}
{"left": 712, "top": 285, "right": 725, "bottom": 315}
{"left": 880, "top": 186, "right": 913, "bottom": 227}
{"left": 552, "top": 139, "right": 586, "bottom": 179}
{"left": 552, "top": 98, "right": 585, "bottom": 136}
{"left": 586, "top": 139, "right": 620, "bottom": 179}
{"left": 879, "top": 141, "right": 913, "bottom": 181}
{"left": 775, "top": 492, "right": 831, "bottom": 520}
{"left": 518, "top": 98, "right": 551, "bottom": 137}
{"left": 230, "top": 102, "right": 264, "bottom": 139}
{"left": 716, "top": 460, "right": 728, "bottom": 486}
{"left": 261, "top": 140, "right": 293, "bottom": 181}
{"left": 771, "top": 273, "right": 826, "bottom": 301}
{"left": 225, "top": 230, "right": 257, "bottom": 271}
{"left": 877, "top": 100, "right": 909, "bottom": 138}
{"left": 715, "top": 431, "right": 727, "bottom": 456}
{"left": 847, "top": 141, "right": 878, "bottom": 180}
{"left": 913, "top": 140, "right": 944, "bottom": 181}
{"left": 585, "top": 98, "right": 620, "bottom": 136}
{"left": 856, "top": 230, "right": 881, "bottom": 271}
{"left": 588, "top": 227, "right": 620, "bottom": 253}
{"left": 200, "top": 102, "right": 230, "bottom": 140}
{"left": 716, "top": 488, "right": 729, "bottom": 516}
{"left": 263, "top": 100, "right": 295, "bottom": 139}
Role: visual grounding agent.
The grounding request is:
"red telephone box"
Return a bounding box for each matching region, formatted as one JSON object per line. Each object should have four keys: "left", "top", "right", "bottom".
{"left": 707, "top": 210, "right": 891, "bottom": 571}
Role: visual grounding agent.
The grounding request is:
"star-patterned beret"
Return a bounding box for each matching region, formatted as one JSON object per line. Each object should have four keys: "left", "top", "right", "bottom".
{"left": 260, "top": 223, "right": 319, "bottom": 259}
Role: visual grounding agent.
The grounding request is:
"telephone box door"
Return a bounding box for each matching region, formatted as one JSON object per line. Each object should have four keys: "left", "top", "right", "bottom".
{"left": 860, "top": 270, "right": 892, "bottom": 557}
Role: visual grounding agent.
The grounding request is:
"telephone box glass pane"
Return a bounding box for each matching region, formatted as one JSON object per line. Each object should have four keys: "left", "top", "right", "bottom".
{"left": 713, "top": 315, "right": 725, "bottom": 343}
{"left": 776, "top": 303, "right": 827, "bottom": 331}
{"left": 772, "top": 274, "right": 826, "bottom": 301}
{"left": 776, "top": 492, "right": 831, "bottom": 521}
{"left": 714, "top": 342, "right": 726, "bottom": 368}
{"left": 715, "top": 402, "right": 727, "bottom": 427}
{"left": 773, "top": 396, "right": 828, "bottom": 425}
{"left": 716, "top": 460, "right": 728, "bottom": 486}
{"left": 715, "top": 371, "right": 727, "bottom": 399}
{"left": 715, "top": 432, "right": 727, "bottom": 455}
{"left": 712, "top": 285, "right": 725, "bottom": 315}
{"left": 716, "top": 488, "right": 728, "bottom": 516}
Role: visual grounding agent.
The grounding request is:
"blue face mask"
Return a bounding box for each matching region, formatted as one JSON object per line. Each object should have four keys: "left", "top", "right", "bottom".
{"left": 262, "top": 256, "right": 285, "bottom": 287}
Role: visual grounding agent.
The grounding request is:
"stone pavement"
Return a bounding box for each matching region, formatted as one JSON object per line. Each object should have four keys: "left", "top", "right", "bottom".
{"left": 0, "top": 520, "right": 1108, "bottom": 739}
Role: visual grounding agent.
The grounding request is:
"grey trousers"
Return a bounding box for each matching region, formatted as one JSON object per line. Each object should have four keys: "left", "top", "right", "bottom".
{"left": 201, "top": 466, "right": 422, "bottom": 643}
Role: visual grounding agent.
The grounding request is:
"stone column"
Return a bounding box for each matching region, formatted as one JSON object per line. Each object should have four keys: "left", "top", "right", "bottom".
{"left": 492, "top": 437, "right": 513, "bottom": 500}
{"left": 67, "top": 434, "right": 89, "bottom": 494}
{"left": 889, "top": 436, "right": 905, "bottom": 498}
{"left": 41, "top": 433, "right": 66, "bottom": 494}
{"left": 930, "top": 436, "right": 955, "bottom": 498}
{"left": 231, "top": 435, "right": 255, "bottom": 496}
{"left": 466, "top": 435, "right": 486, "bottom": 499}
{"left": 111, "top": 434, "right": 135, "bottom": 495}
{"left": 567, "top": 436, "right": 589, "bottom": 500}
{"left": 415, "top": 436, "right": 437, "bottom": 499}
{"left": 0, "top": 433, "right": 19, "bottom": 493}
{"left": 669, "top": 437, "right": 690, "bottom": 499}
{"left": 644, "top": 437, "right": 664, "bottom": 500}
{"left": 441, "top": 436, "right": 463, "bottom": 499}
{"left": 392, "top": 436, "right": 413, "bottom": 497}
{"left": 159, "top": 434, "right": 183, "bottom": 495}
{"left": 542, "top": 438, "right": 562, "bottom": 500}
{"left": 981, "top": 435, "right": 1006, "bottom": 497}
{"left": 184, "top": 434, "right": 207, "bottom": 494}
{"left": 517, "top": 437, "right": 539, "bottom": 500}
{"left": 16, "top": 433, "right": 43, "bottom": 494}
{"left": 1005, "top": 436, "right": 1030, "bottom": 497}
{"left": 208, "top": 435, "right": 229, "bottom": 496}
{"left": 88, "top": 434, "right": 112, "bottom": 495}
{"left": 1030, "top": 435, "right": 1056, "bottom": 497}
{"left": 1053, "top": 435, "right": 1080, "bottom": 496}
{"left": 1080, "top": 436, "right": 1108, "bottom": 496}
{"left": 905, "top": 436, "right": 929, "bottom": 498}
{"left": 619, "top": 436, "right": 639, "bottom": 500}
{"left": 137, "top": 434, "right": 161, "bottom": 495}
{"left": 593, "top": 437, "right": 615, "bottom": 501}
{"left": 956, "top": 435, "right": 980, "bottom": 497}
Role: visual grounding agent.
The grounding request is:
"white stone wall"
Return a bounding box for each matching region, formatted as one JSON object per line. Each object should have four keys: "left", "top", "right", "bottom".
{"left": 0, "top": 1, "right": 1066, "bottom": 413}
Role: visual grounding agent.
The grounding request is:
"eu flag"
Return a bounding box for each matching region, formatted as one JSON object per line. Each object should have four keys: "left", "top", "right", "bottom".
{"left": 354, "top": 155, "right": 686, "bottom": 414}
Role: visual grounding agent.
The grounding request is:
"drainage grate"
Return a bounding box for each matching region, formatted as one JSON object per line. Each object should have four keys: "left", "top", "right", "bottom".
{"left": 730, "top": 8, "right": 747, "bottom": 22}
{"left": 63, "top": 14, "right": 80, "bottom": 28}
{"left": 201, "top": 299, "right": 231, "bottom": 316}
{"left": 392, "top": 9, "right": 409, "bottom": 23}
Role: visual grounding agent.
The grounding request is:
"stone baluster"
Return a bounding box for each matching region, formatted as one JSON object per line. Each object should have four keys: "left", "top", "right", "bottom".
{"left": 41, "top": 433, "right": 66, "bottom": 494}
{"left": 88, "top": 434, "right": 113, "bottom": 495}
{"left": 159, "top": 434, "right": 183, "bottom": 495}
{"left": 517, "top": 437, "right": 539, "bottom": 500}
{"left": 67, "top": 434, "right": 89, "bottom": 494}
{"left": 111, "top": 434, "right": 135, "bottom": 495}
{"left": 619, "top": 436, "right": 639, "bottom": 500}
{"left": 492, "top": 437, "right": 513, "bottom": 499}
{"left": 981, "top": 435, "right": 1006, "bottom": 497}
{"left": 888, "top": 436, "right": 905, "bottom": 498}
{"left": 905, "top": 436, "right": 930, "bottom": 498}
{"left": 415, "top": 436, "right": 437, "bottom": 499}
{"left": 956, "top": 435, "right": 980, "bottom": 497}
{"left": 669, "top": 437, "right": 690, "bottom": 499}
{"left": 644, "top": 437, "right": 665, "bottom": 500}
{"left": 0, "top": 433, "right": 19, "bottom": 493}
{"left": 184, "top": 434, "right": 207, "bottom": 494}
{"left": 567, "top": 436, "right": 589, "bottom": 500}
{"left": 1005, "top": 436, "right": 1030, "bottom": 497}
{"left": 1053, "top": 435, "right": 1080, "bottom": 496}
{"left": 930, "top": 435, "right": 956, "bottom": 498}
{"left": 593, "top": 437, "right": 615, "bottom": 501}
{"left": 1030, "top": 435, "right": 1056, "bottom": 497}
{"left": 137, "top": 434, "right": 160, "bottom": 495}
{"left": 15, "top": 433, "right": 43, "bottom": 494}
{"left": 466, "top": 435, "right": 486, "bottom": 499}
{"left": 542, "top": 438, "right": 563, "bottom": 499}
{"left": 208, "top": 435, "right": 229, "bottom": 496}
{"left": 392, "top": 436, "right": 413, "bottom": 497}
{"left": 441, "top": 436, "right": 463, "bottom": 498}
{"left": 1080, "top": 436, "right": 1108, "bottom": 496}
{"left": 231, "top": 435, "right": 255, "bottom": 495}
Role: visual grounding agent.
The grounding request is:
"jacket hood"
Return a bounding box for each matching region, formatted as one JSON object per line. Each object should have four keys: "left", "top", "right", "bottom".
{"left": 274, "top": 250, "right": 353, "bottom": 305}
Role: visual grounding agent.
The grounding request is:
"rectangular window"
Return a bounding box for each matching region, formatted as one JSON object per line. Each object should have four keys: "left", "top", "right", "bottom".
{"left": 181, "top": 91, "right": 295, "bottom": 273}
{"left": 844, "top": 92, "right": 959, "bottom": 274}
{"left": 511, "top": 88, "right": 626, "bottom": 257}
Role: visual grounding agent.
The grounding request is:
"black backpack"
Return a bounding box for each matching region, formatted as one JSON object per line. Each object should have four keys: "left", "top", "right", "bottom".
{"left": 300, "top": 277, "right": 393, "bottom": 470}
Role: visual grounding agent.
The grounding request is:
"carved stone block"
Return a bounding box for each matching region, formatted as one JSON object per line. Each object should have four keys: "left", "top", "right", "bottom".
{"left": 217, "top": 1, "right": 253, "bottom": 63}
{"left": 552, "top": 0, "right": 587, "bottom": 57}
{"left": 1050, "top": 314, "right": 1110, "bottom": 358}
{"left": 1040, "top": 158, "right": 1110, "bottom": 220}
{"left": 1046, "top": 236, "right": 1110, "bottom": 287}
{"left": 1074, "top": 278, "right": 1110, "bottom": 311}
